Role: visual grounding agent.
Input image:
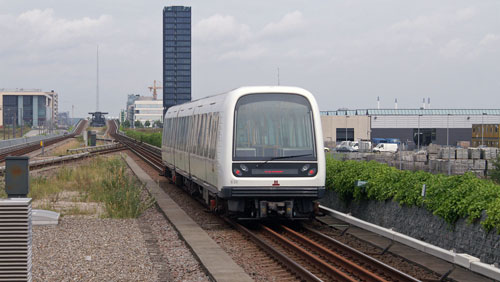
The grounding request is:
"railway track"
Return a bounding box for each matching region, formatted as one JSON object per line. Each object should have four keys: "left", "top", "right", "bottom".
{"left": 108, "top": 121, "right": 163, "bottom": 172}
{"left": 109, "top": 119, "right": 423, "bottom": 282}
{"left": 227, "top": 220, "right": 420, "bottom": 282}
{"left": 0, "top": 119, "right": 87, "bottom": 162}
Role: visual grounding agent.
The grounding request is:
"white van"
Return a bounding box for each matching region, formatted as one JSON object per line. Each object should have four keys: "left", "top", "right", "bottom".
{"left": 373, "top": 143, "right": 398, "bottom": 153}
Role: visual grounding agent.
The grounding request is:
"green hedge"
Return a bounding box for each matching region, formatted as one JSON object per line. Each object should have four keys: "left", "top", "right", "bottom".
{"left": 326, "top": 157, "right": 500, "bottom": 233}
{"left": 124, "top": 130, "right": 161, "bottom": 147}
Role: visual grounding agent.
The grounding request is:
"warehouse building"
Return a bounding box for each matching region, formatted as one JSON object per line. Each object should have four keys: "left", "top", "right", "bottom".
{"left": 321, "top": 109, "right": 500, "bottom": 148}
{"left": 0, "top": 89, "right": 58, "bottom": 127}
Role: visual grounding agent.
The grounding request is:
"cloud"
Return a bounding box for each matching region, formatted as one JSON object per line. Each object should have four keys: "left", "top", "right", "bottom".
{"left": 455, "top": 7, "right": 477, "bottom": 21}
{"left": 260, "top": 11, "right": 305, "bottom": 36}
{"left": 194, "top": 11, "right": 308, "bottom": 61}
{"left": 439, "top": 38, "right": 465, "bottom": 58}
{"left": 218, "top": 44, "right": 267, "bottom": 60}
{"left": 193, "top": 14, "right": 251, "bottom": 43}
{"left": 479, "top": 33, "right": 499, "bottom": 46}
{"left": 0, "top": 9, "right": 111, "bottom": 61}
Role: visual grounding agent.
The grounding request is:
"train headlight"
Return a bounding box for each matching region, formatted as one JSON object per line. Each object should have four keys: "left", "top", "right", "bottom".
{"left": 307, "top": 168, "right": 317, "bottom": 176}
{"left": 233, "top": 168, "right": 243, "bottom": 176}
{"left": 240, "top": 164, "right": 249, "bottom": 172}
{"left": 301, "top": 164, "right": 310, "bottom": 172}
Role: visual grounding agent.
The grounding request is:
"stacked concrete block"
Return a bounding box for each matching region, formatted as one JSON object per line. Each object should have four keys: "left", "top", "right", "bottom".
{"left": 473, "top": 159, "right": 486, "bottom": 170}
{"left": 428, "top": 159, "right": 438, "bottom": 171}
{"left": 428, "top": 153, "right": 438, "bottom": 160}
{"left": 401, "top": 152, "right": 414, "bottom": 162}
{"left": 481, "top": 148, "right": 498, "bottom": 160}
{"left": 439, "top": 147, "right": 456, "bottom": 160}
{"left": 427, "top": 144, "right": 441, "bottom": 154}
{"left": 451, "top": 160, "right": 469, "bottom": 175}
{"left": 468, "top": 148, "right": 481, "bottom": 160}
{"left": 456, "top": 148, "right": 468, "bottom": 159}
{"left": 414, "top": 153, "right": 427, "bottom": 162}
{"left": 414, "top": 161, "right": 427, "bottom": 171}
{"left": 471, "top": 170, "right": 485, "bottom": 177}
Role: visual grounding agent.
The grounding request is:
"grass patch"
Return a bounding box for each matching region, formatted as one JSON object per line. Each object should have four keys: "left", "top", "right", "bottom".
{"left": 124, "top": 129, "right": 161, "bottom": 147}
{"left": 28, "top": 156, "right": 154, "bottom": 218}
{"left": 50, "top": 139, "right": 83, "bottom": 156}
{"left": 326, "top": 157, "right": 500, "bottom": 233}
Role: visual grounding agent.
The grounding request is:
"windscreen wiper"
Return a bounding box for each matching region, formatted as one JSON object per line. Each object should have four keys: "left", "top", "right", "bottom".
{"left": 257, "top": 153, "right": 314, "bottom": 167}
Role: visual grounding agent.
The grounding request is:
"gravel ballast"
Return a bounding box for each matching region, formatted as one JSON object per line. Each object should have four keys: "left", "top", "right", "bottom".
{"left": 31, "top": 153, "right": 210, "bottom": 281}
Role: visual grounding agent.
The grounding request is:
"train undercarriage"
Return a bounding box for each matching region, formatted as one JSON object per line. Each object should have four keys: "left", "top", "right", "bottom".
{"left": 164, "top": 167, "right": 321, "bottom": 220}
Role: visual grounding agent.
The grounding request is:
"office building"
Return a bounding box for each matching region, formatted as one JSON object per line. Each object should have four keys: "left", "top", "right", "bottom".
{"left": 133, "top": 98, "right": 163, "bottom": 125}
{"left": 0, "top": 89, "right": 58, "bottom": 127}
{"left": 163, "top": 6, "right": 192, "bottom": 115}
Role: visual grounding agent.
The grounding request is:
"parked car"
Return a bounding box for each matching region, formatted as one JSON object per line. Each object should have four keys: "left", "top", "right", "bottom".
{"left": 336, "top": 141, "right": 359, "bottom": 152}
{"left": 372, "top": 143, "right": 398, "bottom": 153}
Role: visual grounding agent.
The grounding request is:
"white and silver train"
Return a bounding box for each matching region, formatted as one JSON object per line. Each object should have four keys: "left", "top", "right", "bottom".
{"left": 162, "top": 86, "right": 325, "bottom": 219}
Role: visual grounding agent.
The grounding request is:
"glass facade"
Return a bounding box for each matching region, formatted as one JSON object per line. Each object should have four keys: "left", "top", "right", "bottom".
{"left": 2, "top": 95, "right": 47, "bottom": 126}
{"left": 163, "top": 6, "right": 191, "bottom": 115}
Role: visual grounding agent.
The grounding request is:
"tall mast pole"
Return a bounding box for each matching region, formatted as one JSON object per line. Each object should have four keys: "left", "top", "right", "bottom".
{"left": 96, "top": 45, "right": 99, "bottom": 112}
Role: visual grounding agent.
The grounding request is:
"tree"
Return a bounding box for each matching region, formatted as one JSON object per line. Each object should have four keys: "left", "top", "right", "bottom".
{"left": 153, "top": 120, "right": 163, "bottom": 128}
{"left": 134, "top": 120, "right": 143, "bottom": 128}
{"left": 490, "top": 155, "right": 500, "bottom": 183}
{"left": 144, "top": 120, "right": 151, "bottom": 127}
{"left": 122, "top": 120, "right": 131, "bottom": 128}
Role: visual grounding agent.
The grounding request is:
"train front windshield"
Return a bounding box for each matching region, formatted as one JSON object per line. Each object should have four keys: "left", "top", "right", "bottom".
{"left": 234, "top": 93, "right": 316, "bottom": 161}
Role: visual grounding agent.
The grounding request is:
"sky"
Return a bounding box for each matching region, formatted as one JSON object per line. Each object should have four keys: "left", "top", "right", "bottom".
{"left": 0, "top": 0, "right": 499, "bottom": 118}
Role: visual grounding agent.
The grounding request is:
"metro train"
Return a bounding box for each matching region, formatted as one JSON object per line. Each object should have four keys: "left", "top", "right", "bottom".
{"left": 161, "top": 86, "right": 325, "bottom": 220}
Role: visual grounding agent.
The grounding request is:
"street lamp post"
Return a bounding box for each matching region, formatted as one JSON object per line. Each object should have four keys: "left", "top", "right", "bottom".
{"left": 417, "top": 121, "right": 420, "bottom": 151}
{"left": 345, "top": 115, "right": 349, "bottom": 142}
{"left": 447, "top": 114, "right": 451, "bottom": 175}
{"left": 482, "top": 113, "right": 487, "bottom": 146}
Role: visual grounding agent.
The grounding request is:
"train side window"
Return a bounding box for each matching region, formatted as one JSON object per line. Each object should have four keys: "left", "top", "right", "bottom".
{"left": 206, "top": 113, "right": 213, "bottom": 158}
{"left": 197, "top": 114, "right": 205, "bottom": 156}
{"left": 203, "top": 113, "right": 209, "bottom": 157}
{"left": 191, "top": 115, "right": 198, "bottom": 154}
{"left": 187, "top": 115, "right": 193, "bottom": 153}
{"left": 178, "top": 117, "right": 185, "bottom": 151}
{"left": 210, "top": 114, "right": 219, "bottom": 159}
{"left": 182, "top": 116, "right": 188, "bottom": 151}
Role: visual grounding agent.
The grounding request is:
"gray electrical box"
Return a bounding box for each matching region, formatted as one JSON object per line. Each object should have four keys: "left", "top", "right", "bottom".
{"left": 5, "top": 156, "right": 30, "bottom": 198}
{"left": 90, "top": 132, "right": 97, "bottom": 146}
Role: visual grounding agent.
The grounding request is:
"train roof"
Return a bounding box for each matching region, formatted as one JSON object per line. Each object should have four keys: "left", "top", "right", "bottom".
{"left": 165, "top": 86, "right": 315, "bottom": 118}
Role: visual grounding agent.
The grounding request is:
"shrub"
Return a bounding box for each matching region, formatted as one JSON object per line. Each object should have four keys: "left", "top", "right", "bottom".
{"left": 325, "top": 157, "right": 500, "bottom": 233}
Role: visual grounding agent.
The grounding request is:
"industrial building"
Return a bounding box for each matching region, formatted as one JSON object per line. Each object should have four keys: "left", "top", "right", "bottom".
{"left": 0, "top": 89, "right": 58, "bottom": 128}
{"left": 472, "top": 124, "right": 500, "bottom": 148}
{"left": 163, "top": 6, "right": 192, "bottom": 115}
{"left": 321, "top": 109, "right": 500, "bottom": 148}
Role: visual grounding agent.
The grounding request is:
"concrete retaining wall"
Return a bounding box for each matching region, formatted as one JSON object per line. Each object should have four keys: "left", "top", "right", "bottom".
{"left": 319, "top": 190, "right": 500, "bottom": 264}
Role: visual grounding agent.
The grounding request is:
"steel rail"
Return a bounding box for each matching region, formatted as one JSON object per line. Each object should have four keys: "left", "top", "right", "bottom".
{"left": 107, "top": 120, "right": 163, "bottom": 172}
{"left": 0, "top": 120, "right": 87, "bottom": 162}
{"left": 301, "top": 226, "right": 421, "bottom": 282}
{"left": 224, "top": 218, "right": 323, "bottom": 282}
{"left": 279, "top": 225, "right": 389, "bottom": 282}
{"left": 261, "top": 225, "right": 357, "bottom": 282}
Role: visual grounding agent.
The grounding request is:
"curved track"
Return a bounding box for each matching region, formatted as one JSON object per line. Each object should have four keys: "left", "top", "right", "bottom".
{"left": 108, "top": 121, "right": 163, "bottom": 172}
{"left": 0, "top": 120, "right": 87, "bottom": 162}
